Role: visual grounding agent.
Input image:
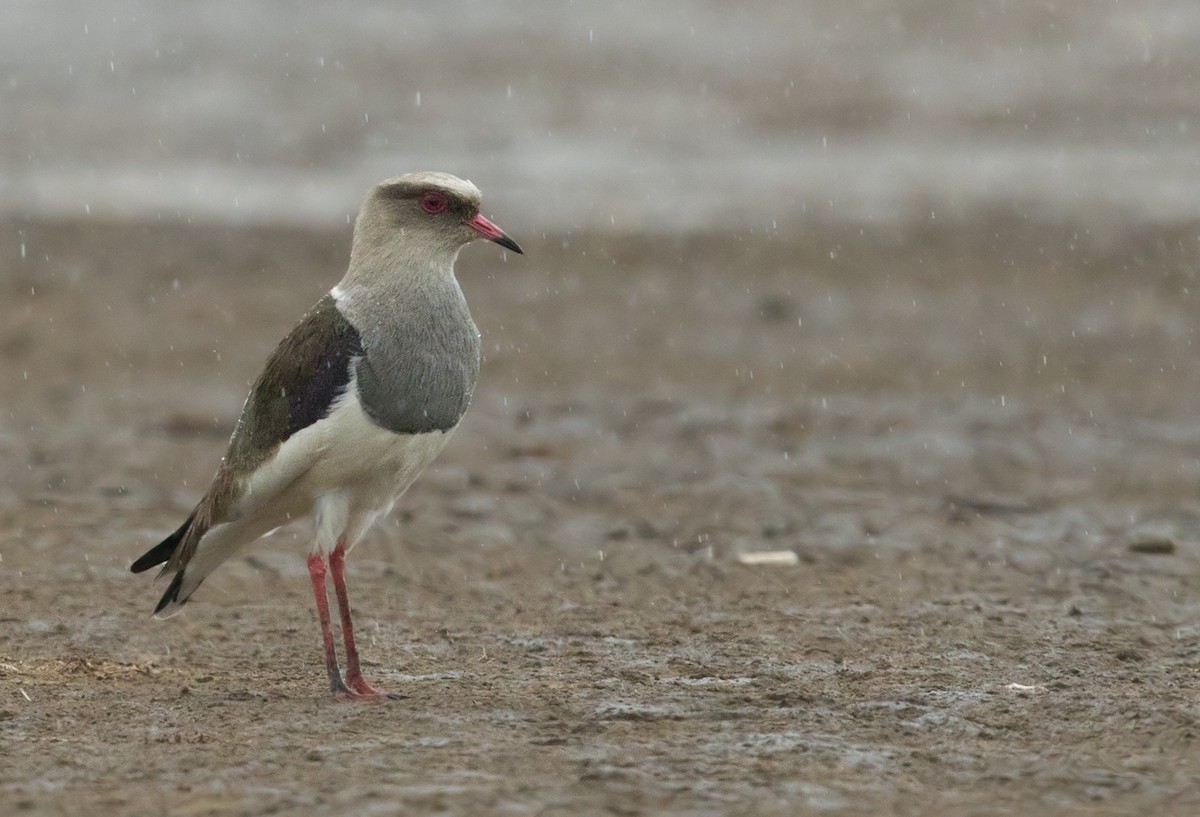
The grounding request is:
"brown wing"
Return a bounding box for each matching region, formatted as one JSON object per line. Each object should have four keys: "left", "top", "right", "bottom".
{"left": 221, "top": 294, "right": 364, "bottom": 477}
{"left": 132, "top": 294, "right": 363, "bottom": 588}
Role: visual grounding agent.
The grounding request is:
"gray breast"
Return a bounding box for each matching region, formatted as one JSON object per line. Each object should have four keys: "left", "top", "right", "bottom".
{"left": 351, "top": 284, "right": 481, "bottom": 435}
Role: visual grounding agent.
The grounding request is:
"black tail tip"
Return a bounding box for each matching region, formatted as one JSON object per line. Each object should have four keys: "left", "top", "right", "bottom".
{"left": 130, "top": 549, "right": 166, "bottom": 574}
{"left": 153, "top": 571, "right": 186, "bottom": 616}
{"left": 131, "top": 513, "right": 195, "bottom": 573}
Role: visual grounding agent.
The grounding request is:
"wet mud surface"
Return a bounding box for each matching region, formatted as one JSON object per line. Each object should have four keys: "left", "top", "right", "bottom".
{"left": 2, "top": 218, "right": 1200, "bottom": 815}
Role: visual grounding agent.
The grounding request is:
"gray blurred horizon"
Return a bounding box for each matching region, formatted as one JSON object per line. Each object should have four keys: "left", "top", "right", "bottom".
{"left": 3, "top": 0, "right": 1199, "bottom": 235}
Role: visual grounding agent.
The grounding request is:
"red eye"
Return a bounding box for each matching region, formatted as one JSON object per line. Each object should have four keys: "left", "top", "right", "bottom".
{"left": 420, "top": 192, "right": 448, "bottom": 214}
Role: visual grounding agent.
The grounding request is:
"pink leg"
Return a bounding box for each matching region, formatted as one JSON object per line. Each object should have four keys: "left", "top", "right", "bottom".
{"left": 306, "top": 551, "right": 352, "bottom": 697}
{"left": 329, "top": 538, "right": 395, "bottom": 699}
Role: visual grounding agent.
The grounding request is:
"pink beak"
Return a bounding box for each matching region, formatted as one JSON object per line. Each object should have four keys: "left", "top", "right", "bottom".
{"left": 467, "top": 213, "right": 523, "bottom": 254}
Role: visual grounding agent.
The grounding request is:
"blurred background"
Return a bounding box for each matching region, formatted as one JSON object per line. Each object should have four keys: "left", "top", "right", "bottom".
{"left": 4, "top": 0, "right": 1198, "bottom": 235}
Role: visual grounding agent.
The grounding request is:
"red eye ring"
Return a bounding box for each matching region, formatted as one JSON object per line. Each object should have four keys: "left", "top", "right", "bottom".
{"left": 420, "top": 192, "right": 448, "bottom": 214}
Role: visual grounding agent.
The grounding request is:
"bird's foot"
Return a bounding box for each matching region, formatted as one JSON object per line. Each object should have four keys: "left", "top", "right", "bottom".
{"left": 334, "top": 689, "right": 406, "bottom": 702}
{"left": 331, "top": 672, "right": 405, "bottom": 702}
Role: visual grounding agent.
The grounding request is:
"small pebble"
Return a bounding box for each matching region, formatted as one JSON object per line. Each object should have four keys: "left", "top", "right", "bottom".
{"left": 1128, "top": 536, "right": 1176, "bottom": 555}
{"left": 736, "top": 550, "right": 799, "bottom": 567}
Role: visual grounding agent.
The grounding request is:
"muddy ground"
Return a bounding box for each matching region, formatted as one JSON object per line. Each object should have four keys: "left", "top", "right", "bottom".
{"left": 1, "top": 214, "right": 1199, "bottom": 815}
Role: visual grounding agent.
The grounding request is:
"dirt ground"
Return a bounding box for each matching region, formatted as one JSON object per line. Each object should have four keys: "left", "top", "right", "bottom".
{"left": 1, "top": 213, "right": 1200, "bottom": 816}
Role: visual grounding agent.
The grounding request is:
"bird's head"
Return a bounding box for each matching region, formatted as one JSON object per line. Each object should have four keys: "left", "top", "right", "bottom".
{"left": 354, "top": 172, "right": 523, "bottom": 265}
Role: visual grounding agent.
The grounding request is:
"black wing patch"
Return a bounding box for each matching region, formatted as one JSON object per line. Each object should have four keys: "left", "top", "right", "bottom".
{"left": 222, "top": 294, "right": 363, "bottom": 474}
{"left": 286, "top": 319, "right": 362, "bottom": 435}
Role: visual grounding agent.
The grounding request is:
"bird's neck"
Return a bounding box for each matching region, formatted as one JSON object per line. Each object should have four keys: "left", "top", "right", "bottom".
{"left": 339, "top": 235, "right": 462, "bottom": 301}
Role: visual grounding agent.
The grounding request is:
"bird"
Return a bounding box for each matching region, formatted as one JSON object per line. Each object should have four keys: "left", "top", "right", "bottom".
{"left": 131, "top": 171, "right": 522, "bottom": 700}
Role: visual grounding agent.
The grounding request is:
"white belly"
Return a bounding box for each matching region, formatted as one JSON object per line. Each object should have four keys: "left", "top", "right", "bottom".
{"left": 172, "top": 387, "right": 454, "bottom": 606}
{"left": 232, "top": 386, "right": 453, "bottom": 555}
{"left": 305, "top": 426, "right": 451, "bottom": 554}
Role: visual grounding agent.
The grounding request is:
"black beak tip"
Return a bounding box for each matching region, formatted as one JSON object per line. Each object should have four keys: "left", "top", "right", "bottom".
{"left": 494, "top": 234, "right": 524, "bottom": 254}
